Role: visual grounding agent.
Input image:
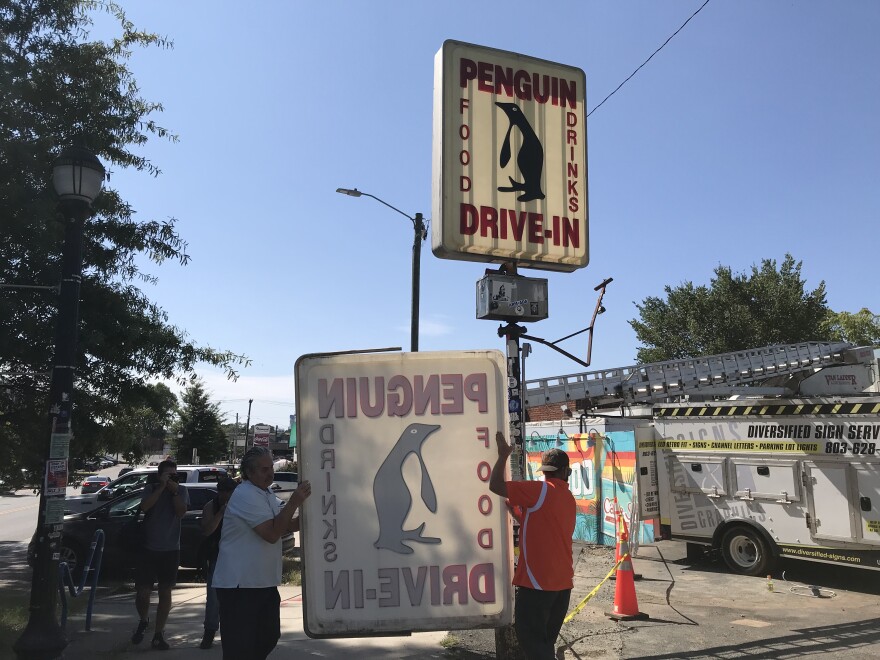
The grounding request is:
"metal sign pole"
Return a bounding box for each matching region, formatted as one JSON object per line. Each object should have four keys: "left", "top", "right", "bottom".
{"left": 495, "top": 286, "right": 527, "bottom": 658}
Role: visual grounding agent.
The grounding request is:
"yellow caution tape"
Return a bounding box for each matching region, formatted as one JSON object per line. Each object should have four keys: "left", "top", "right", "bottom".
{"left": 563, "top": 553, "right": 627, "bottom": 624}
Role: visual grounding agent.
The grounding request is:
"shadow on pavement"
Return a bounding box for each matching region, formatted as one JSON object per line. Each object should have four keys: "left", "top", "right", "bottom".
{"left": 626, "top": 617, "right": 880, "bottom": 660}
{"left": 669, "top": 550, "right": 880, "bottom": 597}
{"left": 0, "top": 542, "right": 32, "bottom": 590}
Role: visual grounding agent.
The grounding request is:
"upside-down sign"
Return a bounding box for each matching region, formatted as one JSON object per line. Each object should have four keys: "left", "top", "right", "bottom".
{"left": 432, "top": 40, "right": 588, "bottom": 272}
{"left": 295, "top": 350, "right": 513, "bottom": 637}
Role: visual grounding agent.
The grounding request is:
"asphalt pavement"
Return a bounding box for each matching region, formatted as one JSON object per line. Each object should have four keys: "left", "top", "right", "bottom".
{"left": 5, "top": 474, "right": 880, "bottom": 659}
{"left": 2, "top": 539, "right": 876, "bottom": 659}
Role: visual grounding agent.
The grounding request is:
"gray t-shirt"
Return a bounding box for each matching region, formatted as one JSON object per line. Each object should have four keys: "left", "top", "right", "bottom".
{"left": 140, "top": 482, "right": 190, "bottom": 552}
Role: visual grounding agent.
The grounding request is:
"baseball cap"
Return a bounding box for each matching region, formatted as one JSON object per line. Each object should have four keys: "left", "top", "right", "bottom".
{"left": 536, "top": 448, "right": 569, "bottom": 473}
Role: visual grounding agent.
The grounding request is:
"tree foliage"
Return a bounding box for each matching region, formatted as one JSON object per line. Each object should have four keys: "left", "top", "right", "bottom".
{"left": 627, "top": 255, "right": 872, "bottom": 363}
{"left": 0, "top": 1, "right": 248, "bottom": 484}
{"left": 821, "top": 309, "right": 880, "bottom": 348}
{"left": 107, "top": 382, "right": 178, "bottom": 466}
{"left": 173, "top": 381, "right": 227, "bottom": 465}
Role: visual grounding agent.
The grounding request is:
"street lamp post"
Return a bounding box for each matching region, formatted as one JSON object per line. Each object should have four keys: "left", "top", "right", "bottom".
{"left": 14, "top": 146, "right": 104, "bottom": 660}
{"left": 336, "top": 188, "right": 425, "bottom": 352}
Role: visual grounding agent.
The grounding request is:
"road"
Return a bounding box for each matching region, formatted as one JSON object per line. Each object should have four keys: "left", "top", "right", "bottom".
{"left": 0, "top": 463, "right": 126, "bottom": 544}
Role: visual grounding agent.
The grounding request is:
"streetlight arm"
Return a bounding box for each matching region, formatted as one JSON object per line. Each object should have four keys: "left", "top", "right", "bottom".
{"left": 336, "top": 186, "right": 425, "bottom": 352}
{"left": 360, "top": 192, "right": 416, "bottom": 224}
{"left": 336, "top": 187, "right": 417, "bottom": 226}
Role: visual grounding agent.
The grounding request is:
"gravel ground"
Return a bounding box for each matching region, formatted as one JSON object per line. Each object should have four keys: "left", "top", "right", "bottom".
{"left": 441, "top": 543, "right": 625, "bottom": 659}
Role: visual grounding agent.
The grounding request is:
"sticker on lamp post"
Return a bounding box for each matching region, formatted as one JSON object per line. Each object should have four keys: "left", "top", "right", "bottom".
{"left": 432, "top": 40, "right": 589, "bottom": 272}
{"left": 296, "top": 350, "right": 513, "bottom": 637}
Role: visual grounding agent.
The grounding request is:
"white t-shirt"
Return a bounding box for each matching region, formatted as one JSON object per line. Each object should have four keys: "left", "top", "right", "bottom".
{"left": 212, "top": 480, "right": 284, "bottom": 588}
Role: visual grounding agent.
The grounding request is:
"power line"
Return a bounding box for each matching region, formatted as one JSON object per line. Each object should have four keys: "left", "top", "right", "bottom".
{"left": 217, "top": 398, "right": 295, "bottom": 406}
{"left": 588, "top": 0, "right": 712, "bottom": 117}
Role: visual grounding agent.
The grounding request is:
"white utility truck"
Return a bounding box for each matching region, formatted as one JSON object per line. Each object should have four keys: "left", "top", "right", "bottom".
{"left": 524, "top": 342, "right": 880, "bottom": 575}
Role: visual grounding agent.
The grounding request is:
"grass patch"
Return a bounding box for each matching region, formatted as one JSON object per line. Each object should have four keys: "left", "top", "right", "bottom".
{"left": 282, "top": 556, "right": 302, "bottom": 586}
{"left": 0, "top": 597, "right": 29, "bottom": 650}
{"left": 440, "top": 633, "right": 461, "bottom": 648}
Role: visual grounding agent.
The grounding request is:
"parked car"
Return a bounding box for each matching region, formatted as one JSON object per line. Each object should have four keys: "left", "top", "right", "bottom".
{"left": 30, "top": 483, "right": 295, "bottom": 579}
{"left": 117, "top": 466, "right": 135, "bottom": 477}
{"left": 80, "top": 475, "right": 112, "bottom": 494}
{"left": 269, "top": 472, "right": 298, "bottom": 497}
{"left": 65, "top": 465, "right": 229, "bottom": 514}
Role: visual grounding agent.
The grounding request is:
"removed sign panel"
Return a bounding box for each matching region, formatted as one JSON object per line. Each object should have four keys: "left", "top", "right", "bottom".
{"left": 296, "top": 350, "right": 513, "bottom": 637}
{"left": 432, "top": 40, "right": 589, "bottom": 272}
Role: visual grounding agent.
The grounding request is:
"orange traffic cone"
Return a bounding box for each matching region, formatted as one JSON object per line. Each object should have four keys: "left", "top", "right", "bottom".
{"left": 606, "top": 530, "right": 648, "bottom": 621}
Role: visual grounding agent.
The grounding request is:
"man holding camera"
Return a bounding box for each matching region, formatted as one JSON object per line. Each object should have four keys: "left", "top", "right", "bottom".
{"left": 131, "top": 459, "right": 190, "bottom": 650}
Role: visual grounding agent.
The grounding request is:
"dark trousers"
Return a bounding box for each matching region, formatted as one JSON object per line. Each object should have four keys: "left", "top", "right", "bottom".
{"left": 216, "top": 587, "right": 281, "bottom": 660}
{"left": 514, "top": 586, "right": 572, "bottom": 660}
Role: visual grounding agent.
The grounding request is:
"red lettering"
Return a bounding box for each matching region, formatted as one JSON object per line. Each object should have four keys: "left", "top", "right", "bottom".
{"left": 442, "top": 564, "right": 468, "bottom": 605}
{"left": 460, "top": 175, "right": 471, "bottom": 192}
{"left": 477, "top": 528, "right": 493, "bottom": 549}
{"left": 477, "top": 461, "right": 491, "bottom": 482}
{"left": 440, "top": 374, "right": 463, "bottom": 414}
{"left": 459, "top": 124, "right": 470, "bottom": 140}
{"left": 567, "top": 129, "right": 577, "bottom": 145}
{"left": 480, "top": 205, "right": 498, "bottom": 238}
{"left": 476, "top": 427, "right": 489, "bottom": 448}
{"left": 477, "top": 61, "right": 493, "bottom": 93}
{"left": 567, "top": 180, "right": 577, "bottom": 196}
{"left": 464, "top": 374, "right": 488, "bottom": 411}
{"left": 459, "top": 98, "right": 470, "bottom": 114}
{"left": 457, "top": 58, "right": 579, "bottom": 109}
{"left": 503, "top": 208, "right": 527, "bottom": 241}
{"left": 562, "top": 217, "right": 580, "bottom": 248}
{"left": 478, "top": 494, "right": 493, "bottom": 515}
{"left": 459, "top": 150, "right": 470, "bottom": 165}
{"left": 527, "top": 213, "right": 544, "bottom": 244}
{"left": 566, "top": 111, "right": 578, "bottom": 127}
{"left": 469, "top": 563, "right": 496, "bottom": 603}
{"left": 460, "top": 203, "right": 478, "bottom": 235}
{"left": 459, "top": 59, "right": 477, "bottom": 88}
{"left": 568, "top": 197, "right": 579, "bottom": 213}
{"left": 514, "top": 70, "right": 531, "bottom": 101}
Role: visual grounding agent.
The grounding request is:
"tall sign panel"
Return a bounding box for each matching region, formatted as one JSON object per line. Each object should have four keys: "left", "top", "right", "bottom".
{"left": 432, "top": 40, "right": 589, "bottom": 272}
{"left": 253, "top": 424, "right": 272, "bottom": 448}
{"left": 296, "top": 350, "right": 513, "bottom": 637}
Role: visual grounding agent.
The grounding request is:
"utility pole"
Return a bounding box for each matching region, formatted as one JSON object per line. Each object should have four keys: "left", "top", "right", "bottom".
{"left": 232, "top": 412, "right": 239, "bottom": 463}
{"left": 244, "top": 399, "right": 253, "bottom": 450}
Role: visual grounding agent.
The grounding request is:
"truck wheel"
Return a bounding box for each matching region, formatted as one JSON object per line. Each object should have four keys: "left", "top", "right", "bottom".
{"left": 720, "top": 526, "right": 773, "bottom": 576}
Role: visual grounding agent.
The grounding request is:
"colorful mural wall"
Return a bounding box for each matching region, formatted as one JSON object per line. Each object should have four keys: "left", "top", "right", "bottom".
{"left": 524, "top": 430, "right": 655, "bottom": 545}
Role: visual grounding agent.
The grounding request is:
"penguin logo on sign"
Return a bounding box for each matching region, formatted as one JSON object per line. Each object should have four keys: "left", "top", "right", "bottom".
{"left": 495, "top": 102, "right": 545, "bottom": 202}
{"left": 373, "top": 423, "right": 442, "bottom": 554}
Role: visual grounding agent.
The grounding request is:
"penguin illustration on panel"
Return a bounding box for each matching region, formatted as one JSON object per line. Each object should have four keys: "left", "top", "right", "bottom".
{"left": 373, "top": 423, "right": 442, "bottom": 554}
{"left": 495, "top": 102, "right": 545, "bottom": 202}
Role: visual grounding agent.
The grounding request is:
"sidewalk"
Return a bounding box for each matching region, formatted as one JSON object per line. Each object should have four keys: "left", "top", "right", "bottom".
{"left": 62, "top": 583, "right": 450, "bottom": 659}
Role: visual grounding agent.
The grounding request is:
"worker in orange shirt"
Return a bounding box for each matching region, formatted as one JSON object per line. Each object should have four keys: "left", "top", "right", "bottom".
{"left": 490, "top": 431, "right": 576, "bottom": 660}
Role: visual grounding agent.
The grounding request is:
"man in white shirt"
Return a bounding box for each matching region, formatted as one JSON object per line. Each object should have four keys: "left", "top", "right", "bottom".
{"left": 213, "top": 447, "right": 311, "bottom": 659}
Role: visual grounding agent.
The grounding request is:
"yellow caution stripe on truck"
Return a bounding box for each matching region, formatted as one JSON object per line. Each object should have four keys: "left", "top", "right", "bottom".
{"left": 654, "top": 402, "right": 880, "bottom": 417}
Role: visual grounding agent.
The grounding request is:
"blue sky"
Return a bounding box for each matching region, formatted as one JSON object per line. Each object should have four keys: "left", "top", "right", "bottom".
{"left": 92, "top": 1, "right": 879, "bottom": 429}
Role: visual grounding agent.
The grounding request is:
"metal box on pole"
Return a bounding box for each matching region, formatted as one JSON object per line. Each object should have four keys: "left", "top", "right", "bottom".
{"left": 476, "top": 273, "right": 548, "bottom": 323}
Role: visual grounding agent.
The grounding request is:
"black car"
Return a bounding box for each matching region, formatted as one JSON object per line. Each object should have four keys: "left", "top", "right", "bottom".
{"left": 31, "top": 483, "right": 295, "bottom": 579}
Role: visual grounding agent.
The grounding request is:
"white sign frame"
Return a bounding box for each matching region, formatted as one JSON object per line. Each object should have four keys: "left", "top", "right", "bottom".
{"left": 432, "top": 40, "right": 589, "bottom": 272}
{"left": 296, "top": 349, "right": 513, "bottom": 637}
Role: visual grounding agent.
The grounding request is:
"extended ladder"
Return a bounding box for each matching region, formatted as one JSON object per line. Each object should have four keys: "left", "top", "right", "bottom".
{"left": 524, "top": 342, "right": 863, "bottom": 408}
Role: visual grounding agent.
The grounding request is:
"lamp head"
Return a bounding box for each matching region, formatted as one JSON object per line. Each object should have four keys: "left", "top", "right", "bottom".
{"left": 53, "top": 145, "right": 105, "bottom": 206}
{"left": 336, "top": 187, "right": 363, "bottom": 197}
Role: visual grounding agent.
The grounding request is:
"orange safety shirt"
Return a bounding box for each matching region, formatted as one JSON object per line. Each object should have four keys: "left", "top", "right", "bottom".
{"left": 506, "top": 478, "right": 576, "bottom": 591}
